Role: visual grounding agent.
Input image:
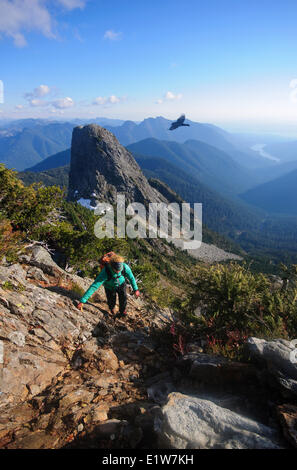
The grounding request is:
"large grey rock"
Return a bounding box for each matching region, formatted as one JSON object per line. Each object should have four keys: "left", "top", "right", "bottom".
{"left": 0, "top": 264, "right": 27, "bottom": 284}
{"left": 179, "top": 352, "right": 259, "bottom": 388}
{"left": 29, "top": 246, "right": 64, "bottom": 276}
{"left": 0, "top": 261, "right": 103, "bottom": 410}
{"left": 68, "top": 124, "right": 166, "bottom": 206}
{"left": 155, "top": 392, "right": 284, "bottom": 449}
{"left": 247, "top": 337, "right": 297, "bottom": 395}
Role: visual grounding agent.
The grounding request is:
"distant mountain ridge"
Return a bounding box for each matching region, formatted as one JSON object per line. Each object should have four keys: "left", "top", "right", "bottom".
{"left": 240, "top": 168, "right": 297, "bottom": 216}
{"left": 105, "top": 116, "right": 268, "bottom": 169}
{"left": 0, "top": 122, "right": 74, "bottom": 170}
{"left": 25, "top": 149, "right": 71, "bottom": 172}
{"left": 265, "top": 140, "right": 297, "bottom": 163}
{"left": 25, "top": 137, "right": 260, "bottom": 196}
{"left": 128, "top": 138, "right": 259, "bottom": 196}
{"left": 0, "top": 116, "right": 283, "bottom": 171}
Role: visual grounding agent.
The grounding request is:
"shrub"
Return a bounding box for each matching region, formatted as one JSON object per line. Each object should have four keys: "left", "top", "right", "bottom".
{"left": 70, "top": 282, "right": 85, "bottom": 298}
{"left": 177, "top": 262, "right": 297, "bottom": 359}
{"left": 0, "top": 164, "right": 64, "bottom": 234}
{"left": 0, "top": 216, "right": 24, "bottom": 263}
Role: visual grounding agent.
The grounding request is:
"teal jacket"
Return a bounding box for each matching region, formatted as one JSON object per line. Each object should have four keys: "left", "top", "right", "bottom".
{"left": 80, "top": 263, "right": 138, "bottom": 304}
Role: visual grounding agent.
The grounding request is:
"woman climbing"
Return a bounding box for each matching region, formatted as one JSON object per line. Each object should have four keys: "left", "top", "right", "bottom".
{"left": 77, "top": 253, "right": 140, "bottom": 318}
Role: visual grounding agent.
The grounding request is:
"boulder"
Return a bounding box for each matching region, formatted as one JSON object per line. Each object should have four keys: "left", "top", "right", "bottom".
{"left": 147, "top": 379, "right": 176, "bottom": 405}
{"left": 0, "top": 264, "right": 27, "bottom": 284}
{"left": 247, "top": 337, "right": 297, "bottom": 396}
{"left": 277, "top": 404, "right": 297, "bottom": 448}
{"left": 26, "top": 267, "right": 49, "bottom": 283}
{"left": 29, "top": 246, "right": 64, "bottom": 277}
{"left": 180, "top": 352, "right": 259, "bottom": 388}
{"left": 155, "top": 392, "right": 284, "bottom": 449}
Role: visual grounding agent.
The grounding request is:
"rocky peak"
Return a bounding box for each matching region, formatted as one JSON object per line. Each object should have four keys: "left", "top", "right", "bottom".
{"left": 68, "top": 124, "right": 165, "bottom": 206}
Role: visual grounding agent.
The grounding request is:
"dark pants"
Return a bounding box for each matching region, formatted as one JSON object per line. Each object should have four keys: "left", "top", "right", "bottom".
{"left": 105, "top": 282, "right": 127, "bottom": 314}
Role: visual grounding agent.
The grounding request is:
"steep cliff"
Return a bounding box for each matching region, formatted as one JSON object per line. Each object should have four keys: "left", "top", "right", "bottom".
{"left": 68, "top": 124, "right": 165, "bottom": 206}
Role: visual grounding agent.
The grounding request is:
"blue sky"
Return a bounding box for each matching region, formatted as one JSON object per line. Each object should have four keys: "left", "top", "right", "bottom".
{"left": 1, "top": 0, "right": 297, "bottom": 134}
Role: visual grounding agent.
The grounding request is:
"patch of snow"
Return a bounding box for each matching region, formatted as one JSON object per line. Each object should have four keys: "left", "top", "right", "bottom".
{"left": 77, "top": 198, "right": 96, "bottom": 210}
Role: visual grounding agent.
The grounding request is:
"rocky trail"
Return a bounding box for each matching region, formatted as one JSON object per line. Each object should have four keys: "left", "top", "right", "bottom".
{"left": 0, "top": 247, "right": 297, "bottom": 449}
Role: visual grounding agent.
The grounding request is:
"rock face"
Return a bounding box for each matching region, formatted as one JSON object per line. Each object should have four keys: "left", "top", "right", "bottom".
{"left": 68, "top": 124, "right": 165, "bottom": 205}
{"left": 277, "top": 404, "right": 297, "bottom": 448}
{"left": 155, "top": 393, "right": 283, "bottom": 449}
{"left": 0, "top": 247, "right": 174, "bottom": 449}
{"left": 67, "top": 124, "right": 242, "bottom": 264}
{"left": 247, "top": 337, "right": 297, "bottom": 397}
{"left": 1, "top": 248, "right": 296, "bottom": 449}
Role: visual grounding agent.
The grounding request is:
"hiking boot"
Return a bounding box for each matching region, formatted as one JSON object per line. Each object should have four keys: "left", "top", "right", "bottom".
{"left": 116, "top": 311, "right": 127, "bottom": 319}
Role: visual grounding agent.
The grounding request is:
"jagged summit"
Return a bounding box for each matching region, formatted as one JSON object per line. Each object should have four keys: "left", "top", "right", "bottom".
{"left": 68, "top": 124, "right": 165, "bottom": 206}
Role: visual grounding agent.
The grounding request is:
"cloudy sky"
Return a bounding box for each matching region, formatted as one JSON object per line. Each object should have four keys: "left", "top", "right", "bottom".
{"left": 1, "top": 0, "right": 297, "bottom": 134}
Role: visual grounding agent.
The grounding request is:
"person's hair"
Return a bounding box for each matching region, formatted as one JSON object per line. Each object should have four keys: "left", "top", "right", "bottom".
{"left": 110, "top": 254, "right": 125, "bottom": 263}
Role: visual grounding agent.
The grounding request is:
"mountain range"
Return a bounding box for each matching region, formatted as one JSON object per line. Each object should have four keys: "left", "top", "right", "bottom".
{"left": 127, "top": 138, "right": 258, "bottom": 196}
{"left": 241, "top": 168, "right": 297, "bottom": 216}
{"left": 0, "top": 122, "right": 73, "bottom": 170}
{"left": 105, "top": 117, "right": 270, "bottom": 169}
{"left": 1, "top": 116, "right": 277, "bottom": 172}
{"left": 265, "top": 140, "right": 297, "bottom": 163}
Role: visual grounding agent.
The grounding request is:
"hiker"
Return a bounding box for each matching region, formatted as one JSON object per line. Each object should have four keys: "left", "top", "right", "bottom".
{"left": 77, "top": 253, "right": 140, "bottom": 318}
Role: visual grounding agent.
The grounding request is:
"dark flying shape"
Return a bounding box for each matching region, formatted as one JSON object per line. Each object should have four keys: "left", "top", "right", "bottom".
{"left": 169, "top": 114, "right": 190, "bottom": 131}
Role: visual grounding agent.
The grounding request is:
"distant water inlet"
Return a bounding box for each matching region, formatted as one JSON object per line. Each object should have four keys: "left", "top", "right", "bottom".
{"left": 251, "top": 143, "right": 280, "bottom": 162}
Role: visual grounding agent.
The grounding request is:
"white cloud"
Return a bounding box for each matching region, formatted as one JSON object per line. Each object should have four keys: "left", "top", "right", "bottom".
{"left": 289, "top": 79, "right": 297, "bottom": 89}
{"left": 289, "top": 79, "right": 297, "bottom": 103}
{"left": 104, "top": 30, "right": 122, "bottom": 41}
{"left": 93, "top": 95, "right": 123, "bottom": 106}
{"left": 50, "top": 108, "right": 65, "bottom": 115}
{"left": 93, "top": 97, "right": 107, "bottom": 105}
{"left": 25, "top": 84, "right": 51, "bottom": 99}
{"left": 30, "top": 98, "right": 49, "bottom": 107}
{"left": 57, "top": 0, "right": 86, "bottom": 10}
{"left": 24, "top": 90, "right": 74, "bottom": 109}
{"left": 15, "top": 104, "right": 24, "bottom": 110}
{"left": 0, "top": 0, "right": 54, "bottom": 47}
{"left": 35, "top": 84, "right": 51, "bottom": 97}
{"left": 156, "top": 91, "right": 183, "bottom": 104}
{"left": 109, "top": 95, "right": 121, "bottom": 104}
{"left": 165, "top": 91, "right": 183, "bottom": 101}
{"left": 12, "top": 32, "right": 27, "bottom": 47}
{"left": 52, "top": 97, "right": 74, "bottom": 109}
{"left": 0, "top": 0, "right": 87, "bottom": 47}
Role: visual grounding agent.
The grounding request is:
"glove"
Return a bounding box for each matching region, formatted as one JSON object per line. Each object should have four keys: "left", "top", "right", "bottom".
{"left": 134, "top": 290, "right": 140, "bottom": 298}
{"left": 77, "top": 302, "right": 83, "bottom": 311}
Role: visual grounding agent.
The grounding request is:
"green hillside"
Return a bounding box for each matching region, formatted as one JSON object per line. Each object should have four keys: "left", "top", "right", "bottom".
{"left": 128, "top": 138, "right": 258, "bottom": 195}
{"left": 241, "top": 169, "right": 297, "bottom": 216}
{"left": 0, "top": 123, "right": 73, "bottom": 170}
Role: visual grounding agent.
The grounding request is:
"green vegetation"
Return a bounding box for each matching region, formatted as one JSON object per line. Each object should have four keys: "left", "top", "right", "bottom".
{"left": 2, "top": 280, "right": 25, "bottom": 292}
{"left": 2, "top": 163, "right": 297, "bottom": 349}
{"left": 0, "top": 164, "right": 193, "bottom": 307}
{"left": 18, "top": 165, "right": 69, "bottom": 189}
{"left": 175, "top": 262, "right": 297, "bottom": 360}
{"left": 0, "top": 216, "right": 24, "bottom": 263}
